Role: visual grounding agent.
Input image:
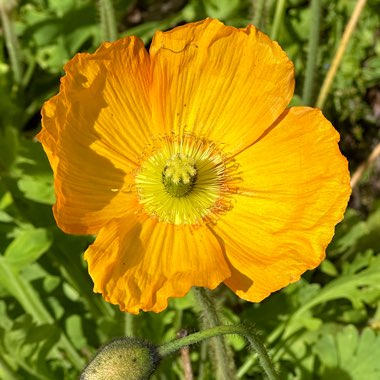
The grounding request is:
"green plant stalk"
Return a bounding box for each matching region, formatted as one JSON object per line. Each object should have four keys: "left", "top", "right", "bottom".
{"left": 192, "top": 287, "right": 236, "bottom": 380}
{"left": 0, "top": 355, "right": 17, "bottom": 380}
{"left": 316, "top": 0, "right": 367, "bottom": 108}
{"left": 158, "top": 324, "right": 279, "bottom": 380}
{"left": 59, "top": 332, "right": 86, "bottom": 370}
{"left": 124, "top": 311, "right": 134, "bottom": 336}
{"left": 198, "top": 341, "right": 208, "bottom": 380}
{"left": 0, "top": 258, "right": 52, "bottom": 323}
{"left": 302, "top": 0, "right": 321, "bottom": 106}
{"left": 253, "top": 0, "right": 265, "bottom": 30}
{"left": 0, "top": 1, "right": 23, "bottom": 84}
{"left": 14, "top": 360, "right": 51, "bottom": 380}
{"left": 98, "top": 0, "right": 117, "bottom": 42}
{"left": 237, "top": 355, "right": 258, "bottom": 379}
{"left": 270, "top": 0, "right": 286, "bottom": 40}
{"left": 21, "top": 57, "right": 36, "bottom": 88}
{"left": 1, "top": 337, "right": 52, "bottom": 380}
{"left": 0, "top": 260, "right": 84, "bottom": 370}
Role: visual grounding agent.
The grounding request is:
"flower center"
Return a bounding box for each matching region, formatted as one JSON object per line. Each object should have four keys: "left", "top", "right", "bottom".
{"left": 162, "top": 154, "right": 197, "bottom": 198}
{"left": 134, "top": 135, "right": 239, "bottom": 225}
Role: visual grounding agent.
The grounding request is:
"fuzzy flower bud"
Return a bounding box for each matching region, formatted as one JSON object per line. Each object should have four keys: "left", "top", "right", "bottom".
{"left": 81, "top": 337, "right": 160, "bottom": 380}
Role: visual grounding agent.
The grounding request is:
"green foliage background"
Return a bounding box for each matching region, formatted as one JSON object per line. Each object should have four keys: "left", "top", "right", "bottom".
{"left": 1, "top": 0, "right": 380, "bottom": 379}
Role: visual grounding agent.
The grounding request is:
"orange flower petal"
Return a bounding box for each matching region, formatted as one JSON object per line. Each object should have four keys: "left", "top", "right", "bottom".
{"left": 38, "top": 37, "right": 152, "bottom": 234}
{"left": 150, "top": 18, "right": 294, "bottom": 154}
{"left": 84, "top": 215, "right": 230, "bottom": 314}
{"left": 38, "top": 19, "right": 351, "bottom": 313}
{"left": 212, "top": 107, "right": 351, "bottom": 301}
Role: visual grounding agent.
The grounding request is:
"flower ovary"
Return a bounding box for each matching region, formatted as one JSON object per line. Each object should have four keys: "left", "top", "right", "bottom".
{"left": 162, "top": 154, "right": 197, "bottom": 198}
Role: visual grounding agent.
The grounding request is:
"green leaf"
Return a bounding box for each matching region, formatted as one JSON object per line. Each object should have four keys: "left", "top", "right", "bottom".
{"left": 0, "top": 256, "right": 53, "bottom": 323}
{"left": 16, "top": 138, "right": 55, "bottom": 205}
{"left": 4, "top": 228, "right": 51, "bottom": 271}
{"left": 320, "top": 259, "right": 339, "bottom": 277}
{"left": 328, "top": 208, "right": 368, "bottom": 256}
{"left": 0, "top": 127, "right": 18, "bottom": 173}
{"left": 316, "top": 326, "right": 380, "bottom": 380}
{"left": 0, "top": 259, "right": 84, "bottom": 370}
{"left": 302, "top": 254, "right": 380, "bottom": 311}
{"left": 65, "top": 315, "right": 87, "bottom": 350}
{"left": 201, "top": 0, "right": 240, "bottom": 19}
{"left": 35, "top": 41, "right": 70, "bottom": 73}
{"left": 0, "top": 210, "right": 14, "bottom": 223}
{"left": 282, "top": 253, "right": 380, "bottom": 340}
{"left": 17, "top": 173, "right": 55, "bottom": 205}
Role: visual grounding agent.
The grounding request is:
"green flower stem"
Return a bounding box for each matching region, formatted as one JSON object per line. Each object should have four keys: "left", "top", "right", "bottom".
{"left": 158, "top": 323, "right": 279, "bottom": 380}
{"left": 302, "top": 0, "right": 321, "bottom": 106}
{"left": 192, "top": 287, "right": 236, "bottom": 380}
{"left": 270, "top": 0, "right": 286, "bottom": 40}
{"left": 0, "top": 0, "right": 23, "bottom": 85}
{"left": 98, "top": 0, "right": 117, "bottom": 42}
{"left": 316, "top": 0, "right": 367, "bottom": 108}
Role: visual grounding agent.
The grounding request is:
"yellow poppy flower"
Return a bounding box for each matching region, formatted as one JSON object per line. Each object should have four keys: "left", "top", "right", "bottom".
{"left": 38, "top": 19, "right": 351, "bottom": 314}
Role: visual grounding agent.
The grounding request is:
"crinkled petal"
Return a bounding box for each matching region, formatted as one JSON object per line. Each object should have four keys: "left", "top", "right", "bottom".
{"left": 212, "top": 107, "right": 351, "bottom": 301}
{"left": 38, "top": 37, "right": 152, "bottom": 234}
{"left": 150, "top": 18, "right": 294, "bottom": 154}
{"left": 84, "top": 215, "right": 231, "bottom": 314}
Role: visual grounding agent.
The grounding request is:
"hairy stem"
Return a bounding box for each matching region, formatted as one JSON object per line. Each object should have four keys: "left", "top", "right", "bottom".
{"left": 192, "top": 287, "right": 236, "bottom": 380}
{"left": 158, "top": 323, "right": 279, "bottom": 380}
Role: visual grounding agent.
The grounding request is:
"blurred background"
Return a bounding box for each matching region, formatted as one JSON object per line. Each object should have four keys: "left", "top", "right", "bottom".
{"left": 1, "top": 0, "right": 380, "bottom": 379}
